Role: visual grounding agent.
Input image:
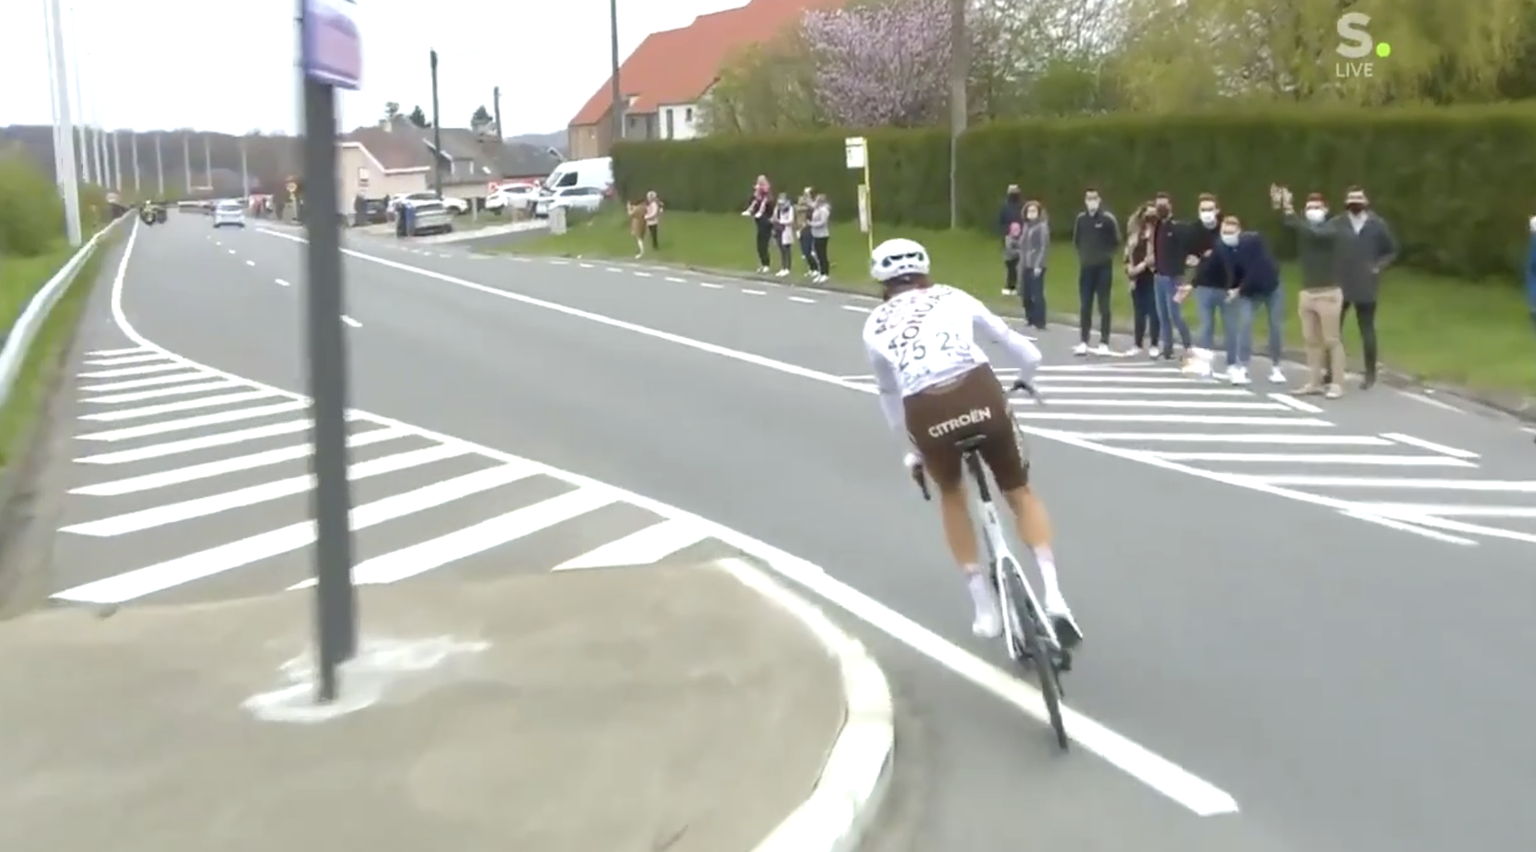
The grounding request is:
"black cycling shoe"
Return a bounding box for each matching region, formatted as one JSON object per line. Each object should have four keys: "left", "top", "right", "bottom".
{"left": 1051, "top": 615, "right": 1084, "bottom": 650}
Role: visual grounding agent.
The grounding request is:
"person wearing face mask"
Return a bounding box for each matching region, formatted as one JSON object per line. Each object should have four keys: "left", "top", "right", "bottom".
{"left": 797, "top": 187, "right": 818, "bottom": 277}
{"left": 772, "top": 193, "right": 796, "bottom": 277}
{"left": 1124, "top": 203, "right": 1161, "bottom": 356}
{"left": 741, "top": 175, "right": 775, "bottom": 274}
{"left": 1020, "top": 200, "right": 1050, "bottom": 328}
{"left": 1183, "top": 193, "right": 1243, "bottom": 382}
{"left": 809, "top": 194, "right": 832, "bottom": 284}
{"left": 1219, "top": 215, "right": 1280, "bottom": 385}
{"left": 1275, "top": 186, "right": 1345, "bottom": 398}
{"left": 997, "top": 184, "right": 1025, "bottom": 295}
{"left": 1071, "top": 188, "right": 1122, "bottom": 355}
{"left": 1327, "top": 186, "right": 1398, "bottom": 389}
{"left": 1150, "top": 192, "right": 1193, "bottom": 362}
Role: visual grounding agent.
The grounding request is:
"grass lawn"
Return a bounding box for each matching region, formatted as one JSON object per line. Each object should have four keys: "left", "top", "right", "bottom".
{"left": 508, "top": 210, "right": 1536, "bottom": 397}
{"left": 0, "top": 238, "right": 110, "bottom": 467}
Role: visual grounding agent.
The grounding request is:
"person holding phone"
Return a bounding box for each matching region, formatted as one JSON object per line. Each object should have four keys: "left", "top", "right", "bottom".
{"left": 1124, "top": 202, "right": 1160, "bottom": 356}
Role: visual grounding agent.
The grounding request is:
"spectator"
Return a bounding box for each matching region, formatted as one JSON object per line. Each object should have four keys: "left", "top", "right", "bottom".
{"left": 626, "top": 198, "right": 648, "bottom": 259}
{"left": 1071, "top": 187, "right": 1121, "bottom": 355}
{"left": 997, "top": 184, "right": 1025, "bottom": 295}
{"left": 1003, "top": 221, "right": 1023, "bottom": 305}
{"left": 1020, "top": 200, "right": 1050, "bottom": 329}
{"left": 797, "top": 187, "right": 817, "bottom": 277}
{"left": 1124, "top": 202, "right": 1160, "bottom": 356}
{"left": 1150, "top": 192, "right": 1193, "bottom": 362}
{"left": 773, "top": 192, "right": 796, "bottom": 277}
{"left": 809, "top": 193, "right": 832, "bottom": 284}
{"left": 644, "top": 190, "right": 663, "bottom": 250}
{"left": 1184, "top": 193, "right": 1243, "bottom": 382}
{"left": 1528, "top": 213, "right": 1536, "bottom": 332}
{"left": 741, "top": 175, "right": 774, "bottom": 273}
{"left": 1220, "top": 214, "right": 1280, "bottom": 383}
{"left": 1277, "top": 186, "right": 1346, "bottom": 398}
{"left": 1328, "top": 186, "right": 1397, "bottom": 390}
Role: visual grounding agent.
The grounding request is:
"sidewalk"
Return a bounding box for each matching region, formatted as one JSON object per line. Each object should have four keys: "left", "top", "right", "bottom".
{"left": 0, "top": 559, "right": 892, "bottom": 852}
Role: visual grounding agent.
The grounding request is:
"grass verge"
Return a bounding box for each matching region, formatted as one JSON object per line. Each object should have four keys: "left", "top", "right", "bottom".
{"left": 510, "top": 210, "right": 1536, "bottom": 397}
{"left": 0, "top": 232, "right": 114, "bottom": 467}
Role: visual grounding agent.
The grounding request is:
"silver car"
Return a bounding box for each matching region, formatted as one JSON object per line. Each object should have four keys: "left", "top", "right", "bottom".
{"left": 212, "top": 200, "right": 245, "bottom": 228}
{"left": 405, "top": 200, "right": 454, "bottom": 236}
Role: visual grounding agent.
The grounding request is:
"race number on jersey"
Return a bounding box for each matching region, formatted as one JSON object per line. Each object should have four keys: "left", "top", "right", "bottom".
{"left": 863, "top": 285, "right": 988, "bottom": 396}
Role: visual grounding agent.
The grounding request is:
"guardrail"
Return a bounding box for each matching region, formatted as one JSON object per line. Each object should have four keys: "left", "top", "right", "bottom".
{"left": 0, "top": 215, "right": 129, "bottom": 414}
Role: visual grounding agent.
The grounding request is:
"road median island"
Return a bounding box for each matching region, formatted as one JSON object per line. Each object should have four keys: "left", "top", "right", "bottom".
{"left": 510, "top": 209, "right": 1535, "bottom": 410}
{"left": 0, "top": 154, "right": 119, "bottom": 615}
{"left": 0, "top": 558, "right": 893, "bottom": 852}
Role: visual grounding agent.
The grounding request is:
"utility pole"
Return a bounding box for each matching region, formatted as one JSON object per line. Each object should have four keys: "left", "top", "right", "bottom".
{"left": 608, "top": 0, "right": 622, "bottom": 149}
{"left": 203, "top": 134, "right": 213, "bottom": 191}
{"left": 111, "top": 128, "right": 123, "bottom": 191}
{"left": 239, "top": 136, "right": 249, "bottom": 195}
{"left": 492, "top": 85, "right": 503, "bottom": 142}
{"left": 67, "top": 0, "right": 89, "bottom": 186}
{"left": 43, "top": 0, "right": 68, "bottom": 200}
{"left": 44, "top": 0, "right": 82, "bottom": 246}
{"left": 130, "top": 130, "right": 140, "bottom": 194}
{"left": 947, "top": 0, "right": 967, "bottom": 229}
{"left": 182, "top": 133, "right": 191, "bottom": 195}
{"left": 155, "top": 132, "right": 165, "bottom": 196}
{"left": 429, "top": 49, "right": 443, "bottom": 198}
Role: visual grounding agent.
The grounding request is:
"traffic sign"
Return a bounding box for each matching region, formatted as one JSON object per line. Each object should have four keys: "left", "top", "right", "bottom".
{"left": 302, "top": 0, "right": 362, "bottom": 90}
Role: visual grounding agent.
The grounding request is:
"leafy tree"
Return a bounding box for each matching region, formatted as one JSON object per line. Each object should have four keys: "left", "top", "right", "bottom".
{"left": 383, "top": 101, "right": 401, "bottom": 121}
{"left": 471, "top": 104, "right": 494, "bottom": 131}
{"left": 701, "top": 34, "right": 823, "bottom": 134}
{"left": 407, "top": 105, "right": 430, "bottom": 128}
{"left": 801, "top": 0, "right": 952, "bottom": 127}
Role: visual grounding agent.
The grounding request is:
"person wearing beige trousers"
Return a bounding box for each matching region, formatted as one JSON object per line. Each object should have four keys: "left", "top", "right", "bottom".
{"left": 1274, "top": 186, "right": 1345, "bottom": 397}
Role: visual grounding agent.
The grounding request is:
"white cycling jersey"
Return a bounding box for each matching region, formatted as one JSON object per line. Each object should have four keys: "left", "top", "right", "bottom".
{"left": 862, "top": 284, "right": 1042, "bottom": 434}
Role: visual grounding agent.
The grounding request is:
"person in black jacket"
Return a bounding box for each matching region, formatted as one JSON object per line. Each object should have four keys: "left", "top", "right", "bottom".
{"left": 996, "top": 184, "right": 1024, "bottom": 295}
{"left": 740, "top": 175, "right": 775, "bottom": 273}
{"left": 1150, "top": 192, "right": 1192, "bottom": 361}
{"left": 1219, "top": 215, "right": 1280, "bottom": 386}
{"left": 1183, "top": 193, "right": 1241, "bottom": 381}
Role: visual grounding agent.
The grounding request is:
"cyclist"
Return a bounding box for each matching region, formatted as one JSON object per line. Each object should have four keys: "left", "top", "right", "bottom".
{"left": 861, "top": 237, "right": 1083, "bottom": 646}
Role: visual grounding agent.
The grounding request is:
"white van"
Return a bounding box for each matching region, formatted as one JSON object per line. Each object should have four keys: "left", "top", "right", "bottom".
{"left": 542, "top": 157, "right": 613, "bottom": 193}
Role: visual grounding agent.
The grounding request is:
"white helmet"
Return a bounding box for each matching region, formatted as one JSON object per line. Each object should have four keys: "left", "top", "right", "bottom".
{"left": 869, "top": 237, "right": 931, "bottom": 283}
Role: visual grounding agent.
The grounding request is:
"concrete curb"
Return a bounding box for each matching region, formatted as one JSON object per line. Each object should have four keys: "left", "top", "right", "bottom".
{"left": 526, "top": 251, "right": 1536, "bottom": 426}
{"left": 713, "top": 556, "right": 895, "bottom": 852}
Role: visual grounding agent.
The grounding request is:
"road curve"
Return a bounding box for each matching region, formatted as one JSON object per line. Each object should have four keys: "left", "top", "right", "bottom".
{"left": 115, "top": 216, "right": 1536, "bottom": 852}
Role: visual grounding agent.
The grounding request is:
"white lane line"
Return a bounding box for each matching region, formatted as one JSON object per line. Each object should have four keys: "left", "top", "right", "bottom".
{"left": 552, "top": 517, "right": 708, "bottom": 571}
{"left": 842, "top": 305, "right": 871, "bottom": 313}
{"left": 665, "top": 276, "right": 687, "bottom": 283}
{"left": 83, "top": 378, "right": 239, "bottom": 404}
{"left": 605, "top": 267, "right": 623, "bottom": 273}
{"left": 1351, "top": 502, "right": 1536, "bottom": 519}
{"left": 1148, "top": 452, "right": 1476, "bottom": 467}
{"left": 291, "top": 486, "right": 618, "bottom": 588}
{"left": 1035, "top": 375, "right": 1223, "bottom": 384}
{"left": 52, "top": 462, "right": 538, "bottom": 603}
{"left": 61, "top": 442, "right": 470, "bottom": 536}
{"left": 342, "top": 315, "right": 362, "bottom": 328}
{"left": 1381, "top": 432, "right": 1479, "bottom": 459}
{"left": 578, "top": 262, "right": 594, "bottom": 268}
{"left": 742, "top": 289, "right": 767, "bottom": 295}
{"left": 85, "top": 346, "right": 148, "bottom": 357}
{"left": 1398, "top": 389, "right": 1465, "bottom": 413}
{"left": 79, "top": 371, "right": 219, "bottom": 392}
{"left": 227, "top": 249, "right": 236, "bottom": 255}
{"left": 789, "top": 296, "right": 817, "bottom": 304}
{"left": 79, "top": 362, "right": 187, "bottom": 379}
{"left": 1077, "top": 432, "right": 1394, "bottom": 445}
{"left": 1040, "top": 386, "right": 1251, "bottom": 396}
{"left": 275, "top": 278, "right": 291, "bottom": 287}
{"left": 79, "top": 389, "right": 277, "bottom": 422}
{"left": 71, "top": 427, "right": 409, "bottom": 496}
{"left": 82, "top": 353, "right": 168, "bottom": 366}
{"left": 1254, "top": 476, "right": 1536, "bottom": 492}
{"left": 261, "top": 224, "right": 1244, "bottom": 817}
{"left": 700, "top": 282, "right": 724, "bottom": 289}
{"left": 1012, "top": 398, "right": 1285, "bottom": 410}
{"left": 76, "top": 401, "right": 309, "bottom": 442}
{"left": 633, "top": 271, "right": 652, "bottom": 278}
{"left": 74, "top": 417, "right": 321, "bottom": 464}
{"left": 245, "top": 260, "right": 255, "bottom": 267}
{"left": 1268, "top": 393, "right": 1323, "bottom": 413}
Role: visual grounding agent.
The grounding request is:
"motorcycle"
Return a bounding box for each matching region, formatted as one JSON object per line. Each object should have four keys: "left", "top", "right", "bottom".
{"left": 140, "top": 205, "right": 167, "bottom": 225}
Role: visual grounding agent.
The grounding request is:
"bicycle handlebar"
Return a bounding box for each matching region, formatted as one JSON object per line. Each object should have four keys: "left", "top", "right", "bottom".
{"left": 910, "top": 378, "right": 1040, "bottom": 501}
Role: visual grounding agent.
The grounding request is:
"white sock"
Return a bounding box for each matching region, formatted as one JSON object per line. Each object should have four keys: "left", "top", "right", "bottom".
{"left": 1033, "top": 546, "right": 1063, "bottom": 601}
{"left": 964, "top": 567, "right": 995, "bottom": 608}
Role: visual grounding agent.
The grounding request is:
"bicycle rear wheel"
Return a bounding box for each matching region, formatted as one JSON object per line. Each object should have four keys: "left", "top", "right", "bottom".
{"left": 1001, "top": 563, "right": 1068, "bottom": 751}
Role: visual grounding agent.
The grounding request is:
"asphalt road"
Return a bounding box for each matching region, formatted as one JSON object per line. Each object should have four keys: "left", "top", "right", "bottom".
{"left": 93, "top": 215, "right": 1536, "bottom": 851}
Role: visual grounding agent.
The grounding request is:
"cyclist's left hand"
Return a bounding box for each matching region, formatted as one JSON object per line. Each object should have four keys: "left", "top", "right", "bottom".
{"left": 903, "top": 451, "right": 923, "bottom": 472}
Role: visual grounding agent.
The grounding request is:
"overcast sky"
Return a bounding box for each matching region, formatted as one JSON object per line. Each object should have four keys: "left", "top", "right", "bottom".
{"left": 5, "top": 0, "right": 746, "bottom": 136}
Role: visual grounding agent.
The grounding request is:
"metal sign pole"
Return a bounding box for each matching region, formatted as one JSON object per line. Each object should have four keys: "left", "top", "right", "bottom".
{"left": 298, "top": 0, "right": 362, "bottom": 704}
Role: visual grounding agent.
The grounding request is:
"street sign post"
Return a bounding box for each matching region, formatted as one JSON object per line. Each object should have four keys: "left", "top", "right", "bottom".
{"left": 298, "top": 0, "right": 361, "bottom": 703}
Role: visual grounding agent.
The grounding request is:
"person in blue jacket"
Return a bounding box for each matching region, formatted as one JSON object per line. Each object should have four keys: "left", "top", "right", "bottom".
{"left": 1217, "top": 214, "right": 1280, "bottom": 386}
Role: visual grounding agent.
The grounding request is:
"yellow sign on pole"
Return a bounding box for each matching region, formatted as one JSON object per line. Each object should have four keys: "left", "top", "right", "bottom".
{"left": 845, "top": 136, "right": 874, "bottom": 254}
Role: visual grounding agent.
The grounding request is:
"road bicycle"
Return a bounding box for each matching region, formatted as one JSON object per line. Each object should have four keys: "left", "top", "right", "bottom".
{"left": 914, "top": 378, "right": 1072, "bottom": 750}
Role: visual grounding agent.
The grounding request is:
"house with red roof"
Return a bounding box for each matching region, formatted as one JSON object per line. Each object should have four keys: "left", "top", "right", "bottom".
{"left": 566, "top": 0, "right": 844, "bottom": 158}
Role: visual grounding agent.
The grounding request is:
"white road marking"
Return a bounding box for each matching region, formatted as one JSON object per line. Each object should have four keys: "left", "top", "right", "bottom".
{"left": 293, "top": 486, "right": 618, "bottom": 588}
{"left": 227, "top": 249, "right": 236, "bottom": 255}
{"left": 1036, "top": 386, "right": 1252, "bottom": 396}
{"left": 79, "top": 362, "right": 187, "bottom": 379}
{"left": 82, "top": 353, "right": 167, "bottom": 366}
{"left": 700, "top": 282, "right": 723, "bottom": 289}
{"left": 74, "top": 418, "right": 321, "bottom": 464}
{"left": 71, "top": 427, "right": 408, "bottom": 496}
{"left": 1268, "top": 393, "right": 1323, "bottom": 413}
{"left": 342, "top": 315, "right": 362, "bottom": 328}
{"left": 1016, "top": 413, "right": 1330, "bottom": 426}
{"left": 552, "top": 517, "right": 709, "bottom": 571}
{"left": 633, "top": 271, "right": 652, "bottom": 278}
{"left": 84, "top": 346, "right": 149, "bottom": 357}
{"left": 1381, "top": 432, "right": 1479, "bottom": 459}
{"left": 665, "top": 276, "right": 687, "bottom": 283}
{"left": 245, "top": 260, "right": 255, "bottom": 267}
{"left": 789, "top": 296, "right": 817, "bottom": 304}
{"left": 1011, "top": 398, "right": 1285, "bottom": 410}
{"left": 75, "top": 401, "right": 309, "bottom": 442}
{"left": 578, "top": 262, "right": 594, "bottom": 268}
{"left": 275, "top": 278, "right": 290, "bottom": 286}
{"left": 1146, "top": 452, "right": 1476, "bottom": 467}
{"left": 78, "top": 389, "right": 277, "bottom": 422}
{"left": 1398, "top": 389, "right": 1465, "bottom": 413}
{"left": 79, "top": 370, "right": 229, "bottom": 393}
{"left": 1254, "top": 476, "right": 1536, "bottom": 492}
{"left": 742, "top": 288, "right": 767, "bottom": 295}
{"left": 1076, "top": 432, "right": 1394, "bottom": 446}
{"left": 53, "top": 462, "right": 537, "bottom": 602}
{"left": 841, "top": 305, "right": 870, "bottom": 313}
{"left": 61, "top": 443, "right": 471, "bottom": 536}
{"left": 83, "top": 378, "right": 239, "bottom": 404}
{"left": 604, "top": 267, "right": 623, "bottom": 273}
{"left": 1351, "top": 502, "right": 1536, "bottom": 519}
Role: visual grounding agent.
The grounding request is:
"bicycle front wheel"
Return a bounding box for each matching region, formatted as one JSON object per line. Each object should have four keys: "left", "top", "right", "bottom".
{"left": 1003, "top": 566, "right": 1068, "bottom": 751}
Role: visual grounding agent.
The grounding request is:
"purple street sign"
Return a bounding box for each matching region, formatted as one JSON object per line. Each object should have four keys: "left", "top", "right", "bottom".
{"left": 302, "top": 0, "right": 362, "bottom": 90}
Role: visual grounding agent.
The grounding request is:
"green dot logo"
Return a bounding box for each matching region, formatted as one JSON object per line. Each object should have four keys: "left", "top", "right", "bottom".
{"left": 1375, "top": 42, "right": 1391, "bottom": 58}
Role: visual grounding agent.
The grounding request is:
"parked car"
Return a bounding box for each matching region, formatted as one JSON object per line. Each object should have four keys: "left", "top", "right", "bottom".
{"left": 391, "top": 191, "right": 468, "bottom": 216}
{"left": 358, "top": 197, "right": 391, "bottom": 224}
{"left": 402, "top": 200, "right": 454, "bottom": 236}
{"left": 533, "top": 186, "right": 605, "bottom": 218}
{"left": 485, "top": 183, "right": 538, "bottom": 213}
{"left": 212, "top": 199, "right": 245, "bottom": 228}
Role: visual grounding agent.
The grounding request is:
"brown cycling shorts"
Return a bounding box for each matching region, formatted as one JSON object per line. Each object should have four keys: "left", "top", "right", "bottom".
{"left": 904, "top": 365, "right": 1029, "bottom": 493}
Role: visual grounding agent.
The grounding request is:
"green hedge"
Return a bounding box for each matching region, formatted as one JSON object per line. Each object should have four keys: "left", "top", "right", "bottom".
{"left": 614, "top": 104, "right": 1536, "bottom": 279}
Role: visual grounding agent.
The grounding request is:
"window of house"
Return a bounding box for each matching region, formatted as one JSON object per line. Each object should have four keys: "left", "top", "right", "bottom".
{"left": 685, "top": 107, "right": 693, "bottom": 123}
{"left": 665, "top": 109, "right": 675, "bottom": 139}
